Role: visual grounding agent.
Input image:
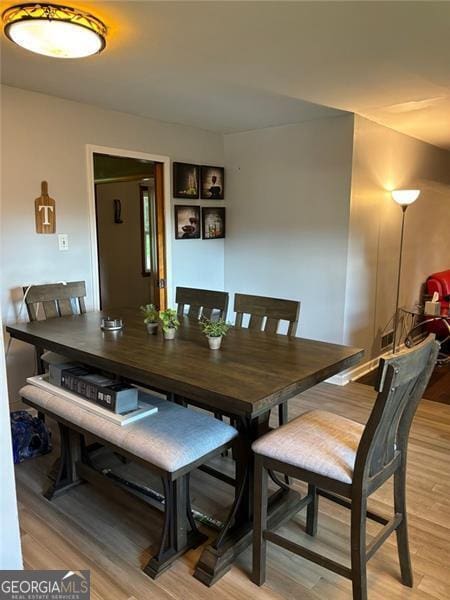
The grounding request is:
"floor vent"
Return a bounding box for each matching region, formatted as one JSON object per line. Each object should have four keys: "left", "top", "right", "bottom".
{"left": 381, "top": 330, "right": 394, "bottom": 349}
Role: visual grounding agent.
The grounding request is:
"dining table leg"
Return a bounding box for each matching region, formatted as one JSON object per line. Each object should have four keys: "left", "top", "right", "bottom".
{"left": 193, "top": 410, "right": 303, "bottom": 586}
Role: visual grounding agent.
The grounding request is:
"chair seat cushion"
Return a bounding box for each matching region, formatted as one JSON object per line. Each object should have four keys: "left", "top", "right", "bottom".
{"left": 252, "top": 410, "right": 364, "bottom": 484}
{"left": 19, "top": 384, "right": 237, "bottom": 473}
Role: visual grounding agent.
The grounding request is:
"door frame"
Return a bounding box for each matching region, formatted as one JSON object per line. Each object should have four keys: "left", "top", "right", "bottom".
{"left": 86, "top": 144, "right": 173, "bottom": 310}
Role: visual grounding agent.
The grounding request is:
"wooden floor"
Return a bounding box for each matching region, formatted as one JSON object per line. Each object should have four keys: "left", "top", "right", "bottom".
{"left": 357, "top": 353, "right": 450, "bottom": 405}
{"left": 14, "top": 382, "right": 450, "bottom": 599}
{"left": 425, "top": 362, "right": 450, "bottom": 404}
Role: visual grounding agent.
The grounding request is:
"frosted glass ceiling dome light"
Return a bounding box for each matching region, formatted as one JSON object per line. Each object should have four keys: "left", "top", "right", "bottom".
{"left": 391, "top": 189, "right": 421, "bottom": 207}
{"left": 2, "top": 3, "right": 107, "bottom": 59}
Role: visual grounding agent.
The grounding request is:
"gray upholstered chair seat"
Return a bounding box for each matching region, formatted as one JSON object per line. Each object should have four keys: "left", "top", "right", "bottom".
{"left": 19, "top": 384, "right": 237, "bottom": 473}
{"left": 252, "top": 409, "right": 364, "bottom": 484}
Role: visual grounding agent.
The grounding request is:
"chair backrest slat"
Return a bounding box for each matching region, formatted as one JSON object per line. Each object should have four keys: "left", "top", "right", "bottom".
{"left": 354, "top": 335, "right": 439, "bottom": 484}
{"left": 234, "top": 312, "right": 244, "bottom": 328}
{"left": 42, "top": 300, "right": 60, "bottom": 319}
{"left": 202, "top": 307, "right": 214, "bottom": 320}
{"left": 176, "top": 287, "right": 229, "bottom": 321}
{"left": 265, "top": 317, "right": 279, "bottom": 334}
{"left": 78, "top": 296, "right": 86, "bottom": 314}
{"left": 186, "top": 303, "right": 202, "bottom": 320}
{"left": 24, "top": 281, "right": 87, "bottom": 322}
{"left": 233, "top": 293, "right": 300, "bottom": 337}
{"left": 248, "top": 314, "right": 265, "bottom": 331}
{"left": 58, "top": 298, "right": 74, "bottom": 317}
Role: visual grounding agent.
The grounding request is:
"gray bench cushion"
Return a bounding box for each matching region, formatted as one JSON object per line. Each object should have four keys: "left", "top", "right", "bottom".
{"left": 20, "top": 384, "right": 237, "bottom": 473}
{"left": 252, "top": 409, "right": 364, "bottom": 484}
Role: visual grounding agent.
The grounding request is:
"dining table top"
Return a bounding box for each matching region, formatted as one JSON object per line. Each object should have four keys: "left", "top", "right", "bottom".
{"left": 7, "top": 308, "right": 364, "bottom": 418}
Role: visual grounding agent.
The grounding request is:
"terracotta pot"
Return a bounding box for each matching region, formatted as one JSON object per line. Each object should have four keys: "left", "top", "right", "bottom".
{"left": 164, "top": 328, "right": 176, "bottom": 340}
{"left": 207, "top": 335, "right": 222, "bottom": 350}
{"left": 146, "top": 322, "right": 158, "bottom": 335}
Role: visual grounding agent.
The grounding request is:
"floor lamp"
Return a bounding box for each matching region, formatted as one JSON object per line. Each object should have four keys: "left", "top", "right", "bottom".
{"left": 391, "top": 189, "right": 421, "bottom": 354}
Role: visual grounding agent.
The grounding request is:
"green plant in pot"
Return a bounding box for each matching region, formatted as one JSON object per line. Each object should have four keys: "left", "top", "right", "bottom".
{"left": 159, "top": 308, "right": 180, "bottom": 340}
{"left": 200, "top": 317, "right": 230, "bottom": 350}
{"left": 140, "top": 303, "right": 159, "bottom": 334}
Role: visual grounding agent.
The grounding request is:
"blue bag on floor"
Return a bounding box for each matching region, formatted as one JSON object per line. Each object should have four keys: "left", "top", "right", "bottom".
{"left": 10, "top": 411, "right": 52, "bottom": 464}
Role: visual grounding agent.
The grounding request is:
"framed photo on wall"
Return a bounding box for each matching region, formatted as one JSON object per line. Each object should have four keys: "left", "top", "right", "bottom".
{"left": 202, "top": 207, "right": 225, "bottom": 239}
{"left": 174, "top": 205, "right": 201, "bottom": 239}
{"left": 173, "top": 162, "right": 199, "bottom": 199}
{"left": 201, "top": 166, "right": 224, "bottom": 200}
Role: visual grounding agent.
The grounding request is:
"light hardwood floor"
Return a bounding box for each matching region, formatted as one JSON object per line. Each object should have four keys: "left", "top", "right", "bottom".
{"left": 14, "top": 382, "right": 450, "bottom": 599}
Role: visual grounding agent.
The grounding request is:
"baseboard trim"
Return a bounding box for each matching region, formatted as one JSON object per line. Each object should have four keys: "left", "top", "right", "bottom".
{"left": 325, "top": 345, "right": 405, "bottom": 386}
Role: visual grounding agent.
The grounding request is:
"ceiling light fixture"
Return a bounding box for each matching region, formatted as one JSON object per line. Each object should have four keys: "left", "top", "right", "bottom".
{"left": 2, "top": 3, "right": 107, "bottom": 59}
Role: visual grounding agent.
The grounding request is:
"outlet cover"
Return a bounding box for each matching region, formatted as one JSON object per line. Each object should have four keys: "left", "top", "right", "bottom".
{"left": 58, "top": 234, "right": 69, "bottom": 251}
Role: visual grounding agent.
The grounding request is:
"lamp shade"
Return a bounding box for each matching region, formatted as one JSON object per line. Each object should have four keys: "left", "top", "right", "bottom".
{"left": 391, "top": 189, "right": 421, "bottom": 207}
{"left": 2, "top": 4, "right": 107, "bottom": 59}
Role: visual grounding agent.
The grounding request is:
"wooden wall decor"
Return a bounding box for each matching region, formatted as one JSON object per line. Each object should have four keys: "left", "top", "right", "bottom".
{"left": 35, "top": 181, "right": 56, "bottom": 234}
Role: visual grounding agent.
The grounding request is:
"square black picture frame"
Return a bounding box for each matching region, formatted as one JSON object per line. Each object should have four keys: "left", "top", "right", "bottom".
{"left": 202, "top": 207, "right": 226, "bottom": 239}
{"left": 173, "top": 162, "right": 199, "bottom": 199}
{"left": 174, "top": 205, "right": 201, "bottom": 240}
{"left": 200, "top": 165, "right": 225, "bottom": 200}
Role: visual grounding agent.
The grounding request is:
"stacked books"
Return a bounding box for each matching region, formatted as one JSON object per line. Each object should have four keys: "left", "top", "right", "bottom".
{"left": 27, "top": 374, "right": 159, "bottom": 426}
{"left": 58, "top": 365, "right": 138, "bottom": 414}
{"left": 35, "top": 352, "right": 159, "bottom": 425}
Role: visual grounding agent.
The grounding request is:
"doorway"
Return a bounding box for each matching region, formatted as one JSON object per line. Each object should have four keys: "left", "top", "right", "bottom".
{"left": 92, "top": 152, "right": 168, "bottom": 311}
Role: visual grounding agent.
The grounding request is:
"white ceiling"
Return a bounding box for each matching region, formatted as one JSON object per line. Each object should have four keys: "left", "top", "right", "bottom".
{"left": 2, "top": 1, "right": 449, "bottom": 149}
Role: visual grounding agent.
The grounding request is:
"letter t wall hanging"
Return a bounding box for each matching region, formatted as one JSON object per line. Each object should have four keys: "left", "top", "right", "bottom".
{"left": 35, "top": 181, "right": 56, "bottom": 233}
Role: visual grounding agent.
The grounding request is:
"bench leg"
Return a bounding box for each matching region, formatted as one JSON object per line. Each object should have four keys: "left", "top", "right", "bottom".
{"left": 35, "top": 346, "right": 46, "bottom": 423}
{"left": 44, "top": 423, "right": 83, "bottom": 500}
{"left": 143, "top": 474, "right": 207, "bottom": 579}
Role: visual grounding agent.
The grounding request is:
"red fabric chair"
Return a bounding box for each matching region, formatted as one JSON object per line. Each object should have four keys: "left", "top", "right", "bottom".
{"left": 426, "top": 270, "right": 450, "bottom": 338}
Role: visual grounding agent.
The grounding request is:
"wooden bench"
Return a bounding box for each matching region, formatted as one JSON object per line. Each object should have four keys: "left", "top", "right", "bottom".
{"left": 19, "top": 383, "right": 237, "bottom": 578}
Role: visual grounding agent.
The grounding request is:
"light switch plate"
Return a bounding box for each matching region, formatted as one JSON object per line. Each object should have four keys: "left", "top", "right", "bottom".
{"left": 58, "top": 234, "right": 69, "bottom": 251}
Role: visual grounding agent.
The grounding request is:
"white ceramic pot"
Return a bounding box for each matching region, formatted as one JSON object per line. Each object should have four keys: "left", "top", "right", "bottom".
{"left": 164, "top": 328, "right": 176, "bottom": 340}
{"left": 207, "top": 335, "right": 222, "bottom": 350}
{"left": 146, "top": 322, "right": 158, "bottom": 335}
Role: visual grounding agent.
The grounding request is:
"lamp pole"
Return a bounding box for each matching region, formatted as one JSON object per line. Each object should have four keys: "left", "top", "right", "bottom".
{"left": 390, "top": 189, "right": 420, "bottom": 355}
{"left": 392, "top": 205, "right": 407, "bottom": 354}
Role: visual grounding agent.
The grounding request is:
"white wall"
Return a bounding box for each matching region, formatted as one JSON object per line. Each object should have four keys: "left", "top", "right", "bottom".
{"left": 172, "top": 236, "right": 224, "bottom": 292}
{"left": 1, "top": 85, "right": 224, "bottom": 402}
{"left": 0, "top": 319, "right": 22, "bottom": 569}
{"left": 223, "top": 115, "right": 355, "bottom": 343}
{"left": 344, "top": 115, "right": 450, "bottom": 357}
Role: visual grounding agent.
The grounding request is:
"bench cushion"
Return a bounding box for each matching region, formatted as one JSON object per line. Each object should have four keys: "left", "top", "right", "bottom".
{"left": 252, "top": 409, "right": 364, "bottom": 484}
{"left": 20, "top": 384, "right": 237, "bottom": 473}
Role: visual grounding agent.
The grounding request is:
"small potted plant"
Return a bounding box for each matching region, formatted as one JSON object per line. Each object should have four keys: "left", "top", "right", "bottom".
{"left": 140, "top": 304, "right": 159, "bottom": 334}
{"left": 159, "top": 308, "right": 180, "bottom": 340}
{"left": 200, "top": 317, "right": 230, "bottom": 350}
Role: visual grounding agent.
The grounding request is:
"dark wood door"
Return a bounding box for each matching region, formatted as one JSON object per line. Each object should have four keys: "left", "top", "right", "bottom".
{"left": 94, "top": 161, "right": 167, "bottom": 311}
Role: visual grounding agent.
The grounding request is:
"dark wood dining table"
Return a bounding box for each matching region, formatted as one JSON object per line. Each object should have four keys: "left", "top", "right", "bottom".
{"left": 7, "top": 308, "right": 363, "bottom": 585}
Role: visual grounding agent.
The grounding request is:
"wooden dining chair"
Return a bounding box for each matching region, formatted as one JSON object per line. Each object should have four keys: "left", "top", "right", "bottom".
{"left": 175, "top": 286, "right": 230, "bottom": 424}
{"left": 24, "top": 281, "right": 87, "bottom": 322}
{"left": 234, "top": 293, "right": 300, "bottom": 425}
{"left": 252, "top": 335, "right": 439, "bottom": 600}
{"left": 176, "top": 286, "right": 229, "bottom": 320}
{"left": 24, "top": 281, "right": 86, "bottom": 373}
{"left": 234, "top": 293, "right": 300, "bottom": 336}
{"left": 22, "top": 281, "right": 87, "bottom": 421}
